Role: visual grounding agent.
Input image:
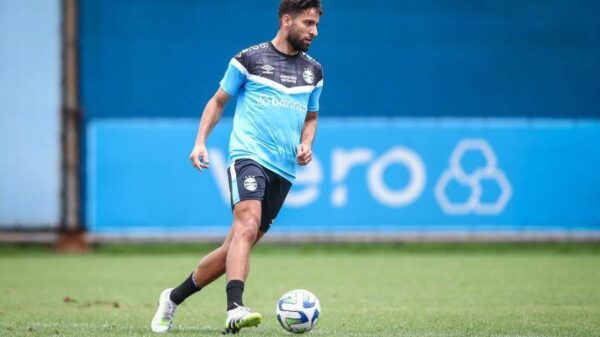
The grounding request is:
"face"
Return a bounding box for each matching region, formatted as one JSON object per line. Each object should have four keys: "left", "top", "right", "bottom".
{"left": 284, "top": 8, "right": 320, "bottom": 52}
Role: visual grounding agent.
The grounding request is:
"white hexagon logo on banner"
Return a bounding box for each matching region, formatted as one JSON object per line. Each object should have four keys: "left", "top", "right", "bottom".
{"left": 435, "top": 139, "right": 512, "bottom": 215}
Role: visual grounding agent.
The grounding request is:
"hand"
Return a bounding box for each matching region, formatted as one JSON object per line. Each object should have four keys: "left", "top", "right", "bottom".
{"left": 296, "top": 143, "right": 313, "bottom": 166}
{"left": 189, "top": 143, "right": 210, "bottom": 171}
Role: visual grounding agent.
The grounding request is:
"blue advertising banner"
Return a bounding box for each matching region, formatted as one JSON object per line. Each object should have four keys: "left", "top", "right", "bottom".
{"left": 86, "top": 119, "right": 600, "bottom": 235}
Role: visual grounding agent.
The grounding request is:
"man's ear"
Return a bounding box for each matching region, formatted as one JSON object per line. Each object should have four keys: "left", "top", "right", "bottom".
{"left": 281, "top": 14, "right": 292, "bottom": 30}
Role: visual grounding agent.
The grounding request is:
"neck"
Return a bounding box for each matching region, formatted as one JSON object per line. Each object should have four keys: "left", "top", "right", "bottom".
{"left": 271, "top": 32, "right": 299, "bottom": 56}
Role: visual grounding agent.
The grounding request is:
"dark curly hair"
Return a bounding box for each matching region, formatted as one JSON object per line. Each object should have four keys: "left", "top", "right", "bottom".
{"left": 278, "top": 0, "right": 323, "bottom": 18}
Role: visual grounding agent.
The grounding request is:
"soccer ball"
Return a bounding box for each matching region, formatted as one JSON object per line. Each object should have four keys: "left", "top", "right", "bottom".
{"left": 276, "top": 289, "right": 321, "bottom": 334}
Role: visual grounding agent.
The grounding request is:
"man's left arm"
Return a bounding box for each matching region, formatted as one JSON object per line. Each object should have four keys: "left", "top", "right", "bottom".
{"left": 297, "top": 111, "right": 318, "bottom": 166}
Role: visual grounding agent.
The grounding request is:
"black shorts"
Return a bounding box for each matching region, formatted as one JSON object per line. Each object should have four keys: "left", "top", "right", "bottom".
{"left": 227, "top": 158, "right": 292, "bottom": 233}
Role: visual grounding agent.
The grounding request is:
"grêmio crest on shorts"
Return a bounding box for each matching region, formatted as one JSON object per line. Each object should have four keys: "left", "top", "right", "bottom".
{"left": 219, "top": 42, "right": 324, "bottom": 182}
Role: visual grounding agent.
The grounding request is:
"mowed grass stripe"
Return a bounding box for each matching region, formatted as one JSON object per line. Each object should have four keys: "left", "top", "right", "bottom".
{"left": 1, "top": 250, "right": 599, "bottom": 337}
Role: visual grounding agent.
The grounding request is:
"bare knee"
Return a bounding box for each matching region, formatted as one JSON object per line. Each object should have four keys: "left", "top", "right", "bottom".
{"left": 232, "top": 201, "right": 261, "bottom": 244}
{"left": 235, "top": 218, "right": 259, "bottom": 243}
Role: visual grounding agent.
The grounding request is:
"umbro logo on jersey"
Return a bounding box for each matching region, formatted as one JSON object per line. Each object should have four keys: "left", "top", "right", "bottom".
{"left": 260, "top": 64, "right": 275, "bottom": 75}
{"left": 303, "top": 69, "right": 314, "bottom": 84}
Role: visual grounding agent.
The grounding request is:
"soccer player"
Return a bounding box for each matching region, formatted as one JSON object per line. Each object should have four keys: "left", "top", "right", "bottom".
{"left": 151, "top": 0, "right": 323, "bottom": 334}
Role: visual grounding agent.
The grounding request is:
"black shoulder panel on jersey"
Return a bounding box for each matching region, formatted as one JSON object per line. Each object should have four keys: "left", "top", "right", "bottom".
{"left": 233, "top": 42, "right": 270, "bottom": 71}
{"left": 232, "top": 42, "right": 323, "bottom": 89}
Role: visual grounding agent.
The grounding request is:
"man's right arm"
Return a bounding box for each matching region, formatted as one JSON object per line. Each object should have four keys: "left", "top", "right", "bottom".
{"left": 189, "top": 87, "right": 231, "bottom": 171}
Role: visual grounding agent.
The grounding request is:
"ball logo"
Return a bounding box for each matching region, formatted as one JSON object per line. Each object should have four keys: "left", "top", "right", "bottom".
{"left": 244, "top": 176, "right": 257, "bottom": 191}
{"left": 435, "top": 139, "right": 512, "bottom": 215}
{"left": 303, "top": 69, "right": 314, "bottom": 84}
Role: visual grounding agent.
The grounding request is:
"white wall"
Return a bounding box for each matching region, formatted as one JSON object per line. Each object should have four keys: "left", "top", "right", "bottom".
{"left": 0, "top": 0, "right": 61, "bottom": 227}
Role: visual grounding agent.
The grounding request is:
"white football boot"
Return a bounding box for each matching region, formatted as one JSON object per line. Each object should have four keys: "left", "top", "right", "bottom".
{"left": 222, "top": 304, "right": 262, "bottom": 334}
{"left": 151, "top": 288, "right": 177, "bottom": 333}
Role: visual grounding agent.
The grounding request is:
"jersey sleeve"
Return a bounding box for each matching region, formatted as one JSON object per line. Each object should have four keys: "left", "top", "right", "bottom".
{"left": 219, "top": 57, "right": 248, "bottom": 96}
{"left": 307, "top": 78, "right": 323, "bottom": 112}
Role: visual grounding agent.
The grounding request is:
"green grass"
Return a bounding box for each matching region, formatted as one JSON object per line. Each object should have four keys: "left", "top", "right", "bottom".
{"left": 1, "top": 243, "right": 599, "bottom": 336}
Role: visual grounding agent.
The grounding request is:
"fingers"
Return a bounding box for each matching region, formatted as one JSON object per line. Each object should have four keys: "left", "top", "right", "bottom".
{"left": 296, "top": 146, "right": 312, "bottom": 166}
{"left": 199, "top": 151, "right": 210, "bottom": 169}
{"left": 298, "top": 155, "right": 312, "bottom": 166}
{"left": 190, "top": 155, "right": 202, "bottom": 170}
{"left": 190, "top": 148, "right": 210, "bottom": 171}
{"left": 296, "top": 144, "right": 309, "bottom": 158}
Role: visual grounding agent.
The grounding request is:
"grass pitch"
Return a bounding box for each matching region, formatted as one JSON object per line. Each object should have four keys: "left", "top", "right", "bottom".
{"left": 1, "top": 243, "right": 599, "bottom": 337}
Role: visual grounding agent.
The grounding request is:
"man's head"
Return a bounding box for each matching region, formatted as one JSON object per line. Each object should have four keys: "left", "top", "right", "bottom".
{"left": 278, "top": 0, "right": 322, "bottom": 52}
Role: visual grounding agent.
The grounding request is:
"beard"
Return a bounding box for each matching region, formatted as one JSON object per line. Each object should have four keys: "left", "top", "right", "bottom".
{"left": 287, "top": 28, "right": 310, "bottom": 52}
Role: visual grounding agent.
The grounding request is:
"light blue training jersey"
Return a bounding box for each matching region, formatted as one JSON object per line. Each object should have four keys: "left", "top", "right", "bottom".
{"left": 219, "top": 42, "right": 324, "bottom": 182}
